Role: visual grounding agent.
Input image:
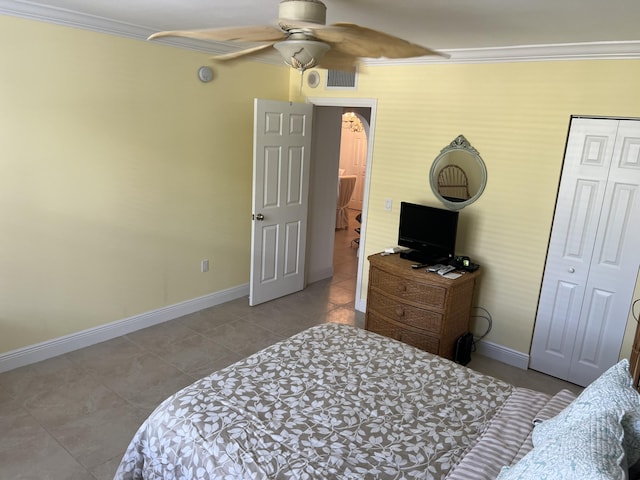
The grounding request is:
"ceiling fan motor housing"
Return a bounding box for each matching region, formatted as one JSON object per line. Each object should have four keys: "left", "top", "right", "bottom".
{"left": 279, "top": 0, "right": 327, "bottom": 25}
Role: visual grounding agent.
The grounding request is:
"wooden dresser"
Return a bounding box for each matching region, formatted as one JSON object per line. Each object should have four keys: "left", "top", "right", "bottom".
{"left": 365, "top": 253, "right": 480, "bottom": 360}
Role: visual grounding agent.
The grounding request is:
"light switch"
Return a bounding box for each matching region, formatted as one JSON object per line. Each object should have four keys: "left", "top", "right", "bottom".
{"left": 384, "top": 199, "right": 392, "bottom": 211}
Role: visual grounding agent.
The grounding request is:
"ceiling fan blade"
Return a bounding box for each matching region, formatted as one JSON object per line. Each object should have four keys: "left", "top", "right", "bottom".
{"left": 311, "top": 23, "right": 449, "bottom": 59}
{"left": 148, "top": 26, "right": 286, "bottom": 43}
{"left": 211, "top": 42, "right": 277, "bottom": 62}
{"left": 316, "top": 50, "right": 359, "bottom": 73}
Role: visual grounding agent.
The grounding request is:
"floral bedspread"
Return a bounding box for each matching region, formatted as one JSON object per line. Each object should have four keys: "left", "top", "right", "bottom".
{"left": 114, "top": 324, "right": 515, "bottom": 480}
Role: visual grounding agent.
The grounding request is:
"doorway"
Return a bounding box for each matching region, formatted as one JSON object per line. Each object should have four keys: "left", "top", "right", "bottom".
{"left": 333, "top": 108, "right": 370, "bottom": 304}
{"left": 307, "top": 97, "right": 377, "bottom": 312}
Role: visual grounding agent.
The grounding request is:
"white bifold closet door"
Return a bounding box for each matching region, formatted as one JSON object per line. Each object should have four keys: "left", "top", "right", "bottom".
{"left": 530, "top": 117, "right": 640, "bottom": 387}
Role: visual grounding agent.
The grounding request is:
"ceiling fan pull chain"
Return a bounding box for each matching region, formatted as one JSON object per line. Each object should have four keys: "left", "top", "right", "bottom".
{"left": 299, "top": 69, "right": 304, "bottom": 95}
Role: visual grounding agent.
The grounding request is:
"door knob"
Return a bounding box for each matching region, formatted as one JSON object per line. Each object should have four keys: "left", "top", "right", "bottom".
{"left": 568, "top": 267, "right": 575, "bottom": 273}
{"left": 254, "top": 213, "right": 265, "bottom": 221}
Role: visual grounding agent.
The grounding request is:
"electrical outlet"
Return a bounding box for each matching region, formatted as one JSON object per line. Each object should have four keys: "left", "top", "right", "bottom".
{"left": 201, "top": 259, "right": 209, "bottom": 272}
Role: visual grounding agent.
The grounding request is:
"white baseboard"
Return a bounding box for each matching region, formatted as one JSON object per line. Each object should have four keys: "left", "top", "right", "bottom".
{"left": 474, "top": 339, "right": 530, "bottom": 370}
{"left": 0, "top": 284, "right": 250, "bottom": 374}
{"left": 1, "top": 283, "right": 530, "bottom": 374}
{"left": 357, "top": 303, "right": 527, "bottom": 368}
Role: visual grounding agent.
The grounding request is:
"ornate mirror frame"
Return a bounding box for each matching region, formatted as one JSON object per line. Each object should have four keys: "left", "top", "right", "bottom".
{"left": 429, "top": 135, "right": 487, "bottom": 211}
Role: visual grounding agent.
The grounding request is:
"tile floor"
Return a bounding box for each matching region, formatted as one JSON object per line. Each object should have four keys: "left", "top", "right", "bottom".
{"left": 0, "top": 208, "right": 580, "bottom": 479}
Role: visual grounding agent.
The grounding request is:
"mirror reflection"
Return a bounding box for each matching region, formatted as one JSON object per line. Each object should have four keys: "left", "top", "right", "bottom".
{"left": 429, "top": 135, "right": 487, "bottom": 210}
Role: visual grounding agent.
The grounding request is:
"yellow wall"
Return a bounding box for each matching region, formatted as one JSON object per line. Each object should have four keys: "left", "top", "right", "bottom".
{"left": 0, "top": 16, "right": 289, "bottom": 353}
{"left": 2, "top": 13, "right": 639, "bottom": 363}
{"left": 294, "top": 60, "right": 640, "bottom": 358}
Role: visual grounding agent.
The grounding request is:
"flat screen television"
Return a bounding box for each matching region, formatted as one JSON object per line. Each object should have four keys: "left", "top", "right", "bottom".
{"left": 398, "top": 202, "right": 459, "bottom": 264}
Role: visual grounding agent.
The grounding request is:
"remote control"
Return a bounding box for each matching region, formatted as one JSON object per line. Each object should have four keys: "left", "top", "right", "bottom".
{"left": 411, "top": 263, "right": 429, "bottom": 269}
{"left": 427, "top": 264, "right": 445, "bottom": 272}
{"left": 437, "top": 265, "right": 456, "bottom": 275}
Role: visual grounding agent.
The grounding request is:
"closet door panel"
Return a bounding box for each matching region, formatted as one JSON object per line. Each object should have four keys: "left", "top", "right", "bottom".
{"left": 530, "top": 119, "right": 616, "bottom": 381}
{"left": 568, "top": 121, "right": 640, "bottom": 385}
{"left": 532, "top": 118, "right": 640, "bottom": 386}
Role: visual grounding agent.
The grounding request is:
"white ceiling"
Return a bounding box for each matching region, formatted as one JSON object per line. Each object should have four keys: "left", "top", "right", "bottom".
{"left": 2, "top": 0, "right": 640, "bottom": 63}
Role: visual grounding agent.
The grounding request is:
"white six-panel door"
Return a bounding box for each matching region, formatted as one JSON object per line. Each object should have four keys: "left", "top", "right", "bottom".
{"left": 530, "top": 118, "right": 640, "bottom": 386}
{"left": 250, "top": 99, "right": 313, "bottom": 306}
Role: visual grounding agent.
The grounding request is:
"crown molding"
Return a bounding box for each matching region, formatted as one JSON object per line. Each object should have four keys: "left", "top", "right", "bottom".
{"left": 366, "top": 41, "right": 640, "bottom": 66}
{"left": 0, "top": 0, "right": 151, "bottom": 39}
{"left": 0, "top": 0, "right": 245, "bottom": 57}
{"left": 2, "top": 0, "right": 640, "bottom": 65}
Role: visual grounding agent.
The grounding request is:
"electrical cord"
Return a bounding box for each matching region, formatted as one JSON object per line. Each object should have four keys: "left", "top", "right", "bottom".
{"left": 470, "top": 306, "right": 492, "bottom": 352}
{"left": 467, "top": 300, "right": 639, "bottom": 356}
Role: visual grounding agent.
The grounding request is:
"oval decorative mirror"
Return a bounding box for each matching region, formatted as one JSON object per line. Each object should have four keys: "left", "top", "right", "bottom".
{"left": 429, "top": 134, "right": 487, "bottom": 210}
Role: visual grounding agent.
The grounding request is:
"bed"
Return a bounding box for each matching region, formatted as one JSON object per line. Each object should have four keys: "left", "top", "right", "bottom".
{"left": 114, "top": 323, "right": 640, "bottom": 480}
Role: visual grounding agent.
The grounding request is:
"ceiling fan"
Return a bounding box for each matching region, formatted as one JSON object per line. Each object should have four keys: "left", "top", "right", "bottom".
{"left": 148, "top": 0, "right": 448, "bottom": 73}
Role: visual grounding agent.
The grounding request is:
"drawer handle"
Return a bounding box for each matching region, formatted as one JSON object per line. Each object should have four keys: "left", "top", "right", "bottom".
{"left": 395, "top": 307, "right": 405, "bottom": 318}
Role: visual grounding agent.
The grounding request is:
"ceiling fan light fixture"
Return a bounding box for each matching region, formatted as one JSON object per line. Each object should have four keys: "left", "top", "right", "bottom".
{"left": 274, "top": 40, "right": 330, "bottom": 72}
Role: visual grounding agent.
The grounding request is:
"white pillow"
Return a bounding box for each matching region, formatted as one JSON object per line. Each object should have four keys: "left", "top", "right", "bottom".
{"left": 497, "top": 359, "right": 640, "bottom": 480}
{"left": 533, "top": 359, "right": 640, "bottom": 465}
{"left": 496, "top": 407, "right": 626, "bottom": 480}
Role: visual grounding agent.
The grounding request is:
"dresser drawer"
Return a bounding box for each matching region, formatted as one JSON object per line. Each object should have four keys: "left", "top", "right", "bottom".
{"left": 366, "top": 254, "right": 478, "bottom": 360}
{"left": 367, "top": 291, "right": 443, "bottom": 334}
{"left": 369, "top": 267, "right": 446, "bottom": 308}
{"left": 366, "top": 313, "right": 440, "bottom": 355}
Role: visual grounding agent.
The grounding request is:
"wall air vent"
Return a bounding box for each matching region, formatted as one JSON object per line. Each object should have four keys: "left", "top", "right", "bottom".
{"left": 326, "top": 70, "right": 357, "bottom": 89}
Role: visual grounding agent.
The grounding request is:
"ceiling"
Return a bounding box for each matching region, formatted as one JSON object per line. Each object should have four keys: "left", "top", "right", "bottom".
{"left": 2, "top": 0, "right": 640, "bottom": 64}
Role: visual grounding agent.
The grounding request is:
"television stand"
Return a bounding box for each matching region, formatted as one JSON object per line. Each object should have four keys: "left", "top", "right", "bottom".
{"left": 399, "top": 249, "right": 449, "bottom": 265}
{"left": 365, "top": 253, "right": 480, "bottom": 360}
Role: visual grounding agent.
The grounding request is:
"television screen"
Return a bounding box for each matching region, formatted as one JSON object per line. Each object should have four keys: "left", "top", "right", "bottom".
{"left": 398, "top": 202, "right": 459, "bottom": 263}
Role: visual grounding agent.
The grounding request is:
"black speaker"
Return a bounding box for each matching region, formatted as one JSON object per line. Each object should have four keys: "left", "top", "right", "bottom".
{"left": 455, "top": 333, "right": 474, "bottom": 365}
